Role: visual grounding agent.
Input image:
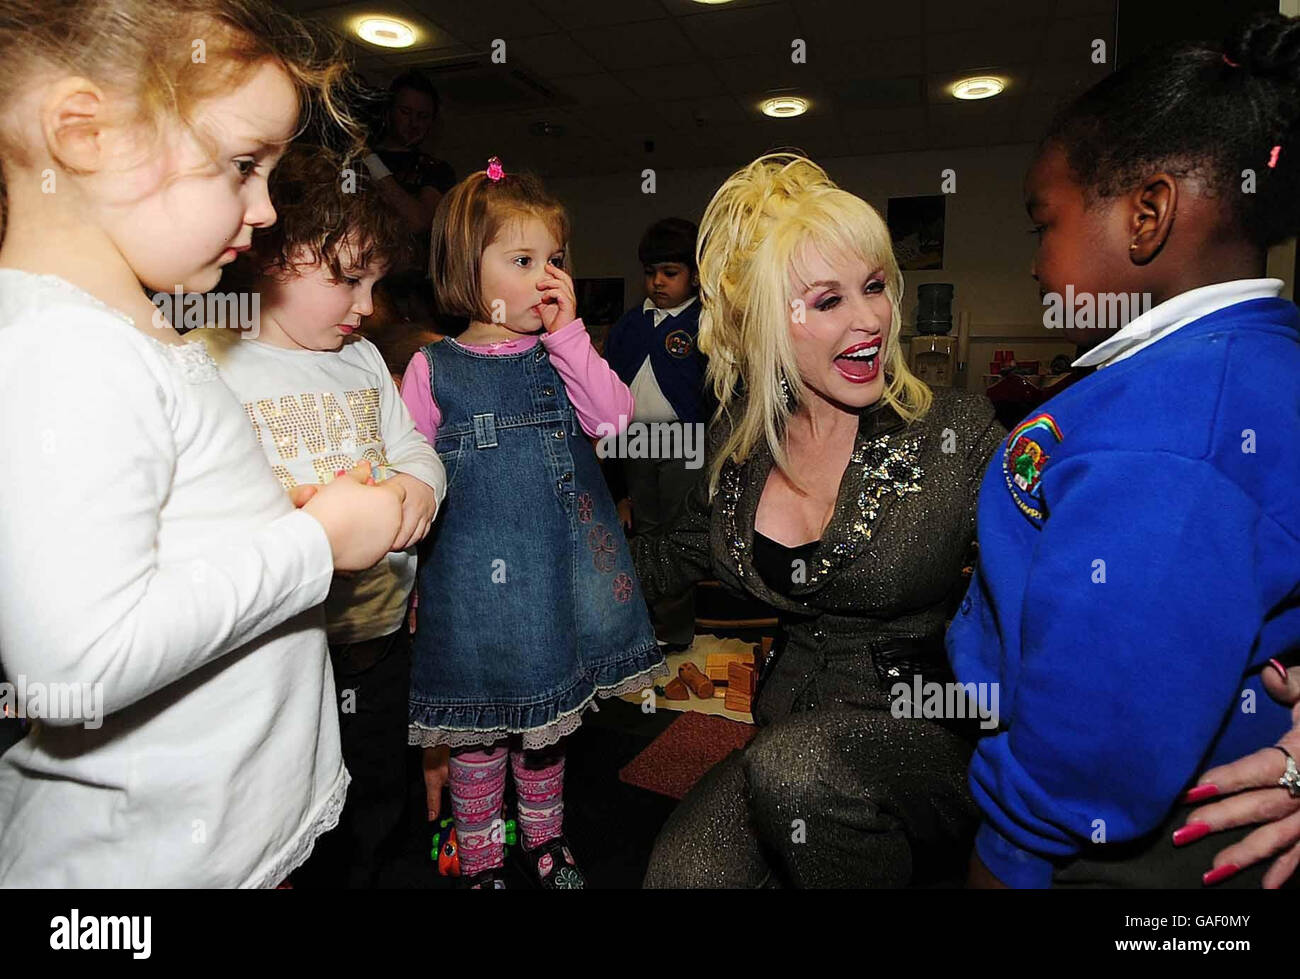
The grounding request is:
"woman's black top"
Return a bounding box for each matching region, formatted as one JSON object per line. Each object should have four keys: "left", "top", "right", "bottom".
{"left": 751, "top": 531, "right": 820, "bottom": 598}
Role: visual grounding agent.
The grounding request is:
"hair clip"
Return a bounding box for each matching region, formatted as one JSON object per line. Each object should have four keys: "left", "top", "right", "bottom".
{"left": 1268, "top": 145, "right": 1282, "bottom": 169}
{"left": 1222, "top": 53, "right": 1239, "bottom": 67}
{"left": 486, "top": 157, "right": 505, "bottom": 181}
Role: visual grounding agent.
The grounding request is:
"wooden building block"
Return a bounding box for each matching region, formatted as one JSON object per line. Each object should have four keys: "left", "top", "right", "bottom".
{"left": 706, "top": 650, "right": 756, "bottom": 681}
{"left": 724, "top": 688, "right": 752, "bottom": 713}
{"left": 728, "top": 661, "right": 755, "bottom": 696}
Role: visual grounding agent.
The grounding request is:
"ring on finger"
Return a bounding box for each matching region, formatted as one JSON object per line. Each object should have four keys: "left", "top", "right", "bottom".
{"left": 1272, "top": 744, "right": 1300, "bottom": 799}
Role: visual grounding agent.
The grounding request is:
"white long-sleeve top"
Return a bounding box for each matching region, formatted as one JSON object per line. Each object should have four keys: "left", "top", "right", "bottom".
{"left": 0, "top": 270, "right": 345, "bottom": 887}
{"left": 214, "top": 334, "right": 446, "bottom": 644}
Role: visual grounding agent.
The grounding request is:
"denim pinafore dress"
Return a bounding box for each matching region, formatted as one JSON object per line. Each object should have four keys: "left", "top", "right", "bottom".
{"left": 409, "top": 337, "right": 666, "bottom": 750}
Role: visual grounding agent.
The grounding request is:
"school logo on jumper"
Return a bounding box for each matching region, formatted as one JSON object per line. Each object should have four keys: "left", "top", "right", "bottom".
{"left": 1002, "top": 413, "right": 1062, "bottom": 522}
{"left": 664, "top": 329, "right": 694, "bottom": 358}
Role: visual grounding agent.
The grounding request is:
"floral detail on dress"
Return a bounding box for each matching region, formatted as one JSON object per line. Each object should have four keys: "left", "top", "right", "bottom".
{"left": 587, "top": 523, "right": 616, "bottom": 573}
{"left": 805, "top": 431, "right": 924, "bottom": 587}
{"left": 718, "top": 461, "right": 748, "bottom": 579}
{"left": 553, "top": 865, "right": 584, "bottom": 888}
{"left": 612, "top": 572, "right": 633, "bottom": 603}
{"left": 576, "top": 492, "right": 593, "bottom": 523}
{"left": 720, "top": 431, "right": 924, "bottom": 590}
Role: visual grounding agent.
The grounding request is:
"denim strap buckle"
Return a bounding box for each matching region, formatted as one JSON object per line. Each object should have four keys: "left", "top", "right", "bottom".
{"left": 472, "top": 413, "right": 498, "bottom": 449}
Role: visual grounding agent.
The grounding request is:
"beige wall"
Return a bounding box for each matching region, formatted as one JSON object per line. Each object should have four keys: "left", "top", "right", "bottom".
{"left": 547, "top": 143, "right": 1071, "bottom": 392}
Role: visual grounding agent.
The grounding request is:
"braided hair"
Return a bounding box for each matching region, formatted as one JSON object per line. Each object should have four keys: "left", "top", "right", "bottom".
{"left": 1041, "top": 12, "right": 1300, "bottom": 248}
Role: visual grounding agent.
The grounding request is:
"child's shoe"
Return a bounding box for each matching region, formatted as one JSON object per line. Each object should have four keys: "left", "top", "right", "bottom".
{"left": 520, "top": 834, "right": 586, "bottom": 889}
{"left": 460, "top": 866, "right": 507, "bottom": 890}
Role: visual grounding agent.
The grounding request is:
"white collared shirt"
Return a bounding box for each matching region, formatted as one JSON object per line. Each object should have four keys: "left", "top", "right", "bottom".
{"left": 629, "top": 295, "right": 699, "bottom": 422}
{"left": 1073, "top": 278, "right": 1284, "bottom": 369}
{"left": 642, "top": 293, "right": 698, "bottom": 328}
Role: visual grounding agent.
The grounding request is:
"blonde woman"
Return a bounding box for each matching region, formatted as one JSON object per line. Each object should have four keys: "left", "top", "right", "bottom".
{"left": 631, "top": 154, "right": 1005, "bottom": 887}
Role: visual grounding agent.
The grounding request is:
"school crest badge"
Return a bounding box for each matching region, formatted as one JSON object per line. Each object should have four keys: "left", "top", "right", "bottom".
{"left": 664, "top": 329, "right": 694, "bottom": 358}
{"left": 1002, "top": 413, "right": 1062, "bottom": 522}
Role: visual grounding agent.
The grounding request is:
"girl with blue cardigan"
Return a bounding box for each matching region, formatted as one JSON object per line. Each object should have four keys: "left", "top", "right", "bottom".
{"left": 948, "top": 11, "right": 1300, "bottom": 888}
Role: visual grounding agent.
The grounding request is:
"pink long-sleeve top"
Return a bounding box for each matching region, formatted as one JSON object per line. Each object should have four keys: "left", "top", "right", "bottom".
{"left": 400, "top": 318, "right": 634, "bottom": 443}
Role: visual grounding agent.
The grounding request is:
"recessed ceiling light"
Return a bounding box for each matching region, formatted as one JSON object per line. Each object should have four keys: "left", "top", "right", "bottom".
{"left": 356, "top": 17, "right": 417, "bottom": 48}
{"left": 760, "top": 96, "right": 809, "bottom": 118}
{"left": 951, "top": 76, "right": 1005, "bottom": 100}
{"left": 692, "top": 1, "right": 737, "bottom": 5}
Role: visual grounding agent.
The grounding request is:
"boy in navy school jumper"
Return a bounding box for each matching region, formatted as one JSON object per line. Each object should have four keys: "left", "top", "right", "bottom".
{"left": 604, "top": 218, "right": 713, "bottom": 647}
{"left": 947, "top": 14, "right": 1300, "bottom": 889}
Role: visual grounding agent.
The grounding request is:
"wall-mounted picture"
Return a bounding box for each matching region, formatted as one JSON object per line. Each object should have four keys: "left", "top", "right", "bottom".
{"left": 887, "top": 194, "right": 946, "bottom": 271}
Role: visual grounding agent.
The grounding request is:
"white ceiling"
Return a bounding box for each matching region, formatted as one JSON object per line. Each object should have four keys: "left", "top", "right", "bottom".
{"left": 277, "top": 0, "right": 1118, "bottom": 177}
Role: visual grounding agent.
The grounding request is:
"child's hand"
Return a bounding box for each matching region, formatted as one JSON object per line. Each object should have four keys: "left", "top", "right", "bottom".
{"left": 617, "top": 497, "right": 633, "bottom": 531}
{"left": 423, "top": 745, "right": 450, "bottom": 821}
{"left": 302, "top": 464, "right": 406, "bottom": 571}
{"left": 385, "top": 473, "right": 438, "bottom": 550}
{"left": 536, "top": 261, "right": 577, "bottom": 333}
{"left": 288, "top": 484, "right": 319, "bottom": 508}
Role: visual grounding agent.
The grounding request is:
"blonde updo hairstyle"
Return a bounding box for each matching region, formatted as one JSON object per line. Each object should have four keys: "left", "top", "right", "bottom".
{"left": 697, "top": 152, "right": 931, "bottom": 499}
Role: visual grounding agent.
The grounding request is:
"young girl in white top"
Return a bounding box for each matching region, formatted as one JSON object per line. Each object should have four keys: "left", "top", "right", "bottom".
{"left": 0, "top": 0, "right": 405, "bottom": 887}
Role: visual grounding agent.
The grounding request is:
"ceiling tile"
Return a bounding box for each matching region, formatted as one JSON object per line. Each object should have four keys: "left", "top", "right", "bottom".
{"left": 713, "top": 54, "right": 812, "bottom": 95}
{"left": 550, "top": 73, "right": 640, "bottom": 106}
{"left": 794, "top": 0, "right": 923, "bottom": 45}
{"left": 616, "top": 62, "right": 727, "bottom": 100}
{"left": 677, "top": 3, "right": 799, "bottom": 58}
{"left": 531, "top": 0, "right": 667, "bottom": 29}
{"left": 815, "top": 37, "right": 925, "bottom": 81}
{"left": 656, "top": 94, "right": 753, "bottom": 130}
{"left": 1039, "top": 15, "right": 1118, "bottom": 62}
{"left": 571, "top": 20, "right": 698, "bottom": 70}
{"left": 925, "top": 28, "right": 1040, "bottom": 74}
{"left": 840, "top": 105, "right": 928, "bottom": 136}
{"left": 498, "top": 33, "right": 606, "bottom": 77}
{"left": 922, "top": 0, "right": 1054, "bottom": 35}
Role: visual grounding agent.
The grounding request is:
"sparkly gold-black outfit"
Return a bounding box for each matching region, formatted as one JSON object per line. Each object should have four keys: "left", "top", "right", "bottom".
{"left": 631, "top": 387, "right": 1006, "bottom": 887}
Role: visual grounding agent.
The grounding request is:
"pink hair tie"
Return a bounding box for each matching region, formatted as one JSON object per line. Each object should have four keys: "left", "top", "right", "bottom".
{"left": 1222, "top": 53, "right": 1239, "bottom": 67}
{"left": 1268, "top": 145, "right": 1282, "bottom": 169}
{"left": 485, "top": 157, "right": 505, "bottom": 181}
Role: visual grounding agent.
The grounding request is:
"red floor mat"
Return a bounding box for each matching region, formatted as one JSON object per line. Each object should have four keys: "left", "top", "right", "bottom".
{"left": 618, "top": 711, "right": 757, "bottom": 800}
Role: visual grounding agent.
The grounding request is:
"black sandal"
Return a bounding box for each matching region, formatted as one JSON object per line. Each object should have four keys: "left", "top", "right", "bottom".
{"left": 460, "top": 866, "right": 507, "bottom": 890}
{"left": 520, "top": 835, "right": 586, "bottom": 889}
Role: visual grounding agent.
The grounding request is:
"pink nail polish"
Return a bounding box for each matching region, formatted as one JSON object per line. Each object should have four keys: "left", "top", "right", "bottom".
{"left": 1182, "top": 784, "right": 1219, "bottom": 804}
{"left": 1270, "top": 658, "right": 1289, "bottom": 682}
{"left": 1173, "top": 822, "right": 1212, "bottom": 846}
{"left": 1202, "top": 864, "right": 1239, "bottom": 886}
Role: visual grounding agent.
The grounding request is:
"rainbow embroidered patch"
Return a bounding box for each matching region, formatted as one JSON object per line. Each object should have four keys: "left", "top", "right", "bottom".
{"left": 1002, "top": 412, "right": 1062, "bottom": 521}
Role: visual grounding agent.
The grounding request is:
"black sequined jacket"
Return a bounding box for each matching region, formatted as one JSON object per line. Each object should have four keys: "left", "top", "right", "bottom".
{"left": 630, "top": 387, "right": 1006, "bottom": 727}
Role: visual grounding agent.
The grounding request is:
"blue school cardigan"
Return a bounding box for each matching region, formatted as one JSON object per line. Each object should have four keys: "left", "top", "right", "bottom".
{"left": 947, "top": 297, "right": 1300, "bottom": 887}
